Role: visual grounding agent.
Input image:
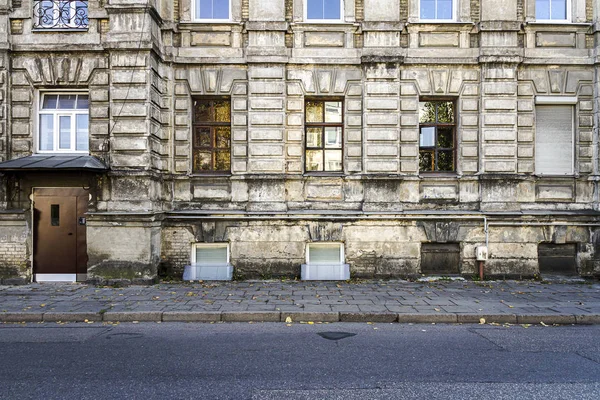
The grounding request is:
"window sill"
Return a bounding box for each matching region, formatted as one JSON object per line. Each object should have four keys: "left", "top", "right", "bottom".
{"left": 525, "top": 21, "right": 592, "bottom": 26}
{"left": 32, "top": 28, "right": 89, "bottom": 32}
{"left": 190, "top": 172, "right": 232, "bottom": 177}
{"left": 419, "top": 172, "right": 459, "bottom": 178}
{"left": 304, "top": 172, "right": 345, "bottom": 177}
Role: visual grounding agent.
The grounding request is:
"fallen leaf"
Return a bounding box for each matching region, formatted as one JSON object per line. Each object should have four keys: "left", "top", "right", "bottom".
{"left": 307, "top": 321, "right": 314, "bottom": 325}
{"left": 434, "top": 308, "right": 441, "bottom": 312}
{"left": 540, "top": 321, "right": 548, "bottom": 327}
{"left": 479, "top": 318, "right": 486, "bottom": 325}
{"left": 285, "top": 316, "right": 292, "bottom": 323}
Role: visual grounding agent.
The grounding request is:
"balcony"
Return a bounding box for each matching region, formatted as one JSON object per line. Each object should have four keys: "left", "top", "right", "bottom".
{"left": 33, "top": 1, "right": 89, "bottom": 30}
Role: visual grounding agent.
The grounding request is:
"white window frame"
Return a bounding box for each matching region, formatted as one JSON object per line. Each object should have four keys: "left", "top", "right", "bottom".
{"left": 306, "top": 242, "right": 345, "bottom": 265}
{"left": 34, "top": 0, "right": 89, "bottom": 29}
{"left": 191, "top": 243, "right": 230, "bottom": 265}
{"left": 304, "top": 0, "right": 345, "bottom": 23}
{"left": 37, "top": 91, "right": 89, "bottom": 154}
{"left": 418, "top": 0, "right": 457, "bottom": 22}
{"left": 534, "top": 0, "right": 572, "bottom": 23}
{"left": 192, "top": 0, "right": 232, "bottom": 22}
{"left": 534, "top": 96, "right": 577, "bottom": 176}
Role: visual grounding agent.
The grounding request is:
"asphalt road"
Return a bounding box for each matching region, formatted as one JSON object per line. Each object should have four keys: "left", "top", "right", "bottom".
{"left": 1, "top": 322, "right": 599, "bottom": 399}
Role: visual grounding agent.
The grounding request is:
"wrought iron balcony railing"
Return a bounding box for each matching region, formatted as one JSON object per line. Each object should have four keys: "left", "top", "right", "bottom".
{"left": 33, "top": 1, "right": 89, "bottom": 30}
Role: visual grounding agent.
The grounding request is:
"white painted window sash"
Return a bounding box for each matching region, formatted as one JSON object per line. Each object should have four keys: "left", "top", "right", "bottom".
{"left": 304, "top": 0, "right": 345, "bottom": 23}
{"left": 37, "top": 92, "right": 89, "bottom": 154}
{"left": 534, "top": 0, "right": 572, "bottom": 23}
{"left": 306, "top": 243, "right": 345, "bottom": 265}
{"left": 192, "top": 0, "right": 233, "bottom": 22}
{"left": 418, "top": 0, "right": 457, "bottom": 22}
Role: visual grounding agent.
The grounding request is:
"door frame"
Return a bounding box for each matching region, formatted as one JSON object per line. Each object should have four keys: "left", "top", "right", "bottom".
{"left": 32, "top": 187, "right": 89, "bottom": 282}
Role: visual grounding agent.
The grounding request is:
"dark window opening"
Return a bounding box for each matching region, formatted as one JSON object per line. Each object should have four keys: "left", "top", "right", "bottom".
{"left": 192, "top": 99, "right": 231, "bottom": 173}
{"left": 50, "top": 204, "right": 60, "bottom": 226}
{"left": 305, "top": 100, "right": 343, "bottom": 172}
{"left": 419, "top": 100, "right": 456, "bottom": 172}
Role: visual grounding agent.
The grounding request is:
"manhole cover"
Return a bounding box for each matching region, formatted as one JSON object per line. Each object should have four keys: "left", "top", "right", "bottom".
{"left": 317, "top": 332, "right": 356, "bottom": 341}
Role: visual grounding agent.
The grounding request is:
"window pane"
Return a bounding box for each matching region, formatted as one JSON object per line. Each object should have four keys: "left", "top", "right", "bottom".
{"left": 419, "top": 151, "right": 434, "bottom": 172}
{"left": 214, "top": 0, "right": 229, "bottom": 19}
{"left": 76, "top": 114, "right": 89, "bottom": 151}
{"left": 420, "top": 127, "right": 436, "bottom": 147}
{"left": 42, "top": 95, "right": 58, "bottom": 109}
{"left": 59, "top": 116, "right": 71, "bottom": 149}
{"left": 74, "top": 1, "right": 89, "bottom": 26}
{"left": 214, "top": 100, "right": 231, "bottom": 122}
{"left": 198, "top": 0, "right": 213, "bottom": 18}
{"left": 306, "top": 101, "right": 323, "bottom": 122}
{"left": 437, "top": 150, "right": 454, "bottom": 171}
{"left": 195, "top": 127, "right": 211, "bottom": 148}
{"left": 536, "top": 0, "right": 550, "bottom": 19}
{"left": 39, "top": 0, "right": 55, "bottom": 26}
{"left": 306, "top": 150, "right": 324, "bottom": 171}
{"left": 307, "top": 0, "right": 324, "bottom": 19}
{"left": 437, "top": 128, "right": 453, "bottom": 148}
{"left": 438, "top": 0, "right": 453, "bottom": 19}
{"left": 309, "top": 244, "right": 342, "bottom": 264}
{"left": 437, "top": 102, "right": 454, "bottom": 123}
{"left": 325, "top": 127, "right": 342, "bottom": 148}
{"left": 194, "top": 151, "right": 212, "bottom": 171}
{"left": 215, "top": 151, "right": 230, "bottom": 171}
{"left": 194, "top": 101, "right": 210, "bottom": 122}
{"left": 196, "top": 245, "right": 228, "bottom": 265}
{"left": 550, "top": 0, "right": 566, "bottom": 20}
{"left": 324, "top": 150, "right": 342, "bottom": 171}
{"left": 76, "top": 95, "right": 89, "bottom": 110}
{"left": 306, "top": 127, "right": 322, "bottom": 148}
{"left": 420, "top": 0, "right": 436, "bottom": 19}
{"left": 419, "top": 102, "right": 436, "bottom": 123}
{"left": 215, "top": 127, "right": 231, "bottom": 148}
{"left": 323, "top": 0, "right": 341, "bottom": 19}
{"left": 324, "top": 101, "right": 342, "bottom": 123}
{"left": 58, "top": 95, "right": 77, "bottom": 109}
{"left": 39, "top": 114, "right": 54, "bottom": 151}
{"left": 51, "top": 204, "right": 60, "bottom": 226}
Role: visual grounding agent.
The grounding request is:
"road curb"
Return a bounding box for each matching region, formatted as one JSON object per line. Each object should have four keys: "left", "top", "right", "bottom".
{"left": 102, "top": 311, "right": 163, "bottom": 322}
{"left": 2, "top": 312, "right": 600, "bottom": 325}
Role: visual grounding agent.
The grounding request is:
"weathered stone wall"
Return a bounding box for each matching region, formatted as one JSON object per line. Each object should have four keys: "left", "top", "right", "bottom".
{"left": 0, "top": 0, "right": 600, "bottom": 282}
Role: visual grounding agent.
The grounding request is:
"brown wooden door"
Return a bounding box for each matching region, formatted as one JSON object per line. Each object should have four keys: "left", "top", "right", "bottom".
{"left": 33, "top": 188, "right": 88, "bottom": 278}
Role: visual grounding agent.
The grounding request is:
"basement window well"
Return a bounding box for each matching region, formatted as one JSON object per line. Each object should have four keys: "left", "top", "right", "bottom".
{"left": 183, "top": 243, "right": 233, "bottom": 281}
{"left": 302, "top": 243, "right": 350, "bottom": 280}
{"left": 420, "top": 243, "right": 460, "bottom": 275}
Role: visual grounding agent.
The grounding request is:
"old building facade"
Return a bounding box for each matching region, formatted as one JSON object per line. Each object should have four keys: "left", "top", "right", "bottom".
{"left": 0, "top": 0, "right": 599, "bottom": 283}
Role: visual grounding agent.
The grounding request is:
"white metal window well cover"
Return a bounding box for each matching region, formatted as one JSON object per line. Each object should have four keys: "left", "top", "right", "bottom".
{"left": 183, "top": 244, "right": 233, "bottom": 281}
{"left": 302, "top": 243, "right": 349, "bottom": 280}
{"left": 301, "top": 263, "right": 350, "bottom": 280}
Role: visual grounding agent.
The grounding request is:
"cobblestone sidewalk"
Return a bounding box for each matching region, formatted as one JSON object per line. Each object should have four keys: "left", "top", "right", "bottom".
{"left": 1, "top": 279, "right": 599, "bottom": 324}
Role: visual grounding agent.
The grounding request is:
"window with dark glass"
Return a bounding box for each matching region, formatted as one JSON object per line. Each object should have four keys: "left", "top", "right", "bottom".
{"left": 419, "top": 101, "right": 455, "bottom": 172}
{"left": 192, "top": 99, "right": 231, "bottom": 172}
{"left": 33, "top": 1, "right": 89, "bottom": 29}
{"left": 305, "top": 100, "right": 343, "bottom": 172}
